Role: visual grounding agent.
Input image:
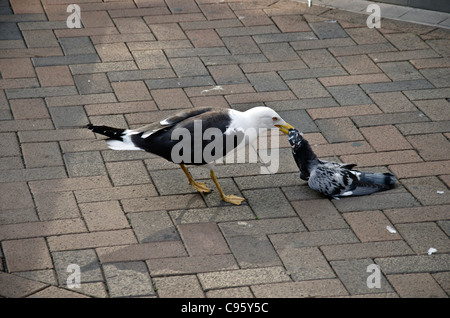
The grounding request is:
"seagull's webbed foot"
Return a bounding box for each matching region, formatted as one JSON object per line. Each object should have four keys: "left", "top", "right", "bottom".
{"left": 180, "top": 164, "right": 212, "bottom": 194}
{"left": 210, "top": 170, "right": 245, "bottom": 206}
{"left": 189, "top": 180, "right": 212, "bottom": 193}
{"left": 221, "top": 194, "right": 245, "bottom": 205}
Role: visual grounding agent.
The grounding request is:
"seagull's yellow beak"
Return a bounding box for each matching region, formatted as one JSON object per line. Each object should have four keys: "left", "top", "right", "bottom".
{"left": 275, "top": 122, "right": 295, "bottom": 135}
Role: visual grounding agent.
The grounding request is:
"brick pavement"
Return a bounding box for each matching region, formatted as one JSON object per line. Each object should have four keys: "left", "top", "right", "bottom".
{"left": 0, "top": 0, "right": 449, "bottom": 298}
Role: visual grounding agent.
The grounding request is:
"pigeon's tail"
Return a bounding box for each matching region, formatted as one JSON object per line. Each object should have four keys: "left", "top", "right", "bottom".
{"left": 87, "top": 124, "right": 126, "bottom": 141}
{"left": 359, "top": 172, "right": 396, "bottom": 189}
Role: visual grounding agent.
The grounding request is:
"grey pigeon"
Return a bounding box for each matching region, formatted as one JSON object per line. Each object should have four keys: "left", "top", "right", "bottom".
{"left": 288, "top": 129, "right": 396, "bottom": 199}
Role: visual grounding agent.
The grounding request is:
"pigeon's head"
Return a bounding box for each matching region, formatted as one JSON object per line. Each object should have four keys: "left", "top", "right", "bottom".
{"left": 288, "top": 128, "right": 303, "bottom": 147}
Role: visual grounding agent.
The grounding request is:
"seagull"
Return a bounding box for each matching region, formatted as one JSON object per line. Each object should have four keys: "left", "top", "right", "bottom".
{"left": 288, "top": 129, "right": 396, "bottom": 199}
{"left": 87, "top": 107, "right": 293, "bottom": 205}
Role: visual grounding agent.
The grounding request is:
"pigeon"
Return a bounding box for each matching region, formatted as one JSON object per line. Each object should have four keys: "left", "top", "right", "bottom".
{"left": 288, "top": 129, "right": 396, "bottom": 199}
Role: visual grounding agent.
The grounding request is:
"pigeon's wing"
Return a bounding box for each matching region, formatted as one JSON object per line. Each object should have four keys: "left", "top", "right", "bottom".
{"left": 308, "top": 166, "right": 360, "bottom": 198}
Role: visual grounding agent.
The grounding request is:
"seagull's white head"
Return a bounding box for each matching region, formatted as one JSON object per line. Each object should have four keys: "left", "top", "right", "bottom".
{"left": 244, "top": 106, "right": 294, "bottom": 135}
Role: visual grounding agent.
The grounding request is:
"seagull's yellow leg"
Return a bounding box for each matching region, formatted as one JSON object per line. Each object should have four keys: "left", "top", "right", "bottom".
{"left": 180, "top": 164, "right": 211, "bottom": 193}
{"left": 210, "top": 170, "right": 245, "bottom": 205}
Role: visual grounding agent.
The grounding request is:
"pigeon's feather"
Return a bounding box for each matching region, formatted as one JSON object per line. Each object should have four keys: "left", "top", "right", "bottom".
{"left": 288, "top": 129, "right": 396, "bottom": 199}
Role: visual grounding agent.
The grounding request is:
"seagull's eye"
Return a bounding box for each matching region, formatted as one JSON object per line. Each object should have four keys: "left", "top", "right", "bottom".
{"left": 272, "top": 117, "right": 278, "bottom": 121}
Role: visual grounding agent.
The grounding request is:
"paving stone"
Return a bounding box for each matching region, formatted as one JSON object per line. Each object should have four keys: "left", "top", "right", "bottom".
{"left": 147, "top": 254, "right": 238, "bottom": 276}
{"left": 48, "top": 229, "right": 137, "bottom": 252}
{"left": 292, "top": 199, "right": 348, "bottom": 231}
{"left": 79, "top": 201, "right": 129, "bottom": 232}
{"left": 111, "top": 80, "right": 151, "bottom": 102}
{"left": 63, "top": 151, "right": 106, "bottom": 178}
{"left": 387, "top": 273, "right": 447, "bottom": 298}
{"left": 208, "top": 64, "right": 248, "bottom": 85}
{"left": 407, "top": 133, "right": 450, "bottom": 161}
{"left": 396, "top": 222, "right": 450, "bottom": 255}
{"left": 389, "top": 161, "right": 450, "bottom": 179}
{"left": 369, "top": 49, "right": 439, "bottom": 63}
{"left": 242, "top": 188, "right": 296, "bottom": 219}
{"left": 49, "top": 106, "right": 89, "bottom": 128}
{"left": 52, "top": 249, "right": 103, "bottom": 286}
{"left": 286, "top": 79, "right": 330, "bottom": 99}
{"left": 0, "top": 218, "right": 86, "bottom": 241}
{"left": 97, "top": 241, "right": 186, "bottom": 264}
{"left": 272, "top": 14, "right": 311, "bottom": 33}
{"left": 369, "top": 91, "right": 417, "bottom": 113}
{"left": 185, "top": 29, "right": 224, "bottom": 48}
{"left": 178, "top": 223, "right": 230, "bottom": 256}
{"left": 219, "top": 217, "right": 306, "bottom": 237}
{"left": 154, "top": 275, "right": 204, "bottom": 298}
{"left": 360, "top": 125, "right": 412, "bottom": 152}
{"left": 198, "top": 266, "right": 291, "bottom": 290}
{"left": 322, "top": 240, "right": 413, "bottom": 261}
{"left": 0, "top": 132, "right": 20, "bottom": 157}
{"left": 246, "top": 72, "right": 289, "bottom": 92}
{"left": 145, "top": 76, "right": 214, "bottom": 90}
{"left": 122, "top": 194, "right": 205, "bottom": 213}
{"left": 22, "top": 142, "right": 63, "bottom": 168}
{"left": 206, "top": 287, "right": 253, "bottom": 298}
{"left": 242, "top": 60, "right": 307, "bottom": 74}
{"left": 103, "top": 261, "right": 155, "bottom": 298}
{"left": 327, "top": 85, "right": 373, "bottom": 106}
{"left": 170, "top": 57, "right": 209, "bottom": 77}
{"left": 34, "top": 191, "right": 80, "bottom": 221}
{"left": 270, "top": 229, "right": 359, "bottom": 250}
{"left": 378, "top": 61, "right": 424, "bottom": 81}
{"left": 106, "top": 160, "right": 151, "bottom": 186}
{"left": 278, "top": 109, "right": 318, "bottom": 133}
{"left": 73, "top": 73, "right": 113, "bottom": 95}
{"left": 309, "top": 21, "right": 348, "bottom": 39}
{"left": 331, "top": 258, "right": 394, "bottom": 295}
{"left": 32, "top": 54, "right": 101, "bottom": 67}
{"left": 222, "top": 35, "right": 260, "bottom": 55}
{"left": 35, "top": 65, "right": 74, "bottom": 87}
{"left": 329, "top": 43, "right": 396, "bottom": 57}
{"left": 345, "top": 27, "right": 388, "bottom": 45}
{"left": 404, "top": 88, "right": 450, "bottom": 101}
{"left": 278, "top": 247, "right": 335, "bottom": 281}
{"left": 151, "top": 88, "right": 193, "bottom": 109}
{"left": 128, "top": 210, "right": 179, "bottom": 243}
{"left": 332, "top": 190, "right": 420, "bottom": 212}
{"left": 226, "top": 235, "right": 282, "bottom": 268}
{"left": 259, "top": 43, "right": 300, "bottom": 62}
{"left": 385, "top": 205, "right": 450, "bottom": 225}
{"left": 3, "top": 237, "right": 53, "bottom": 272}
{"left": 0, "top": 272, "right": 47, "bottom": 298}
{"left": 251, "top": 279, "right": 348, "bottom": 297}
{"left": 402, "top": 176, "right": 450, "bottom": 206}
{"left": 0, "top": 22, "right": 23, "bottom": 40}
{"left": 375, "top": 254, "right": 450, "bottom": 274}
{"left": 343, "top": 210, "right": 401, "bottom": 242}
{"left": 297, "top": 49, "right": 340, "bottom": 68}
{"left": 316, "top": 117, "right": 363, "bottom": 143}
{"left": 59, "top": 37, "right": 96, "bottom": 56}
{"left": 253, "top": 32, "right": 317, "bottom": 43}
